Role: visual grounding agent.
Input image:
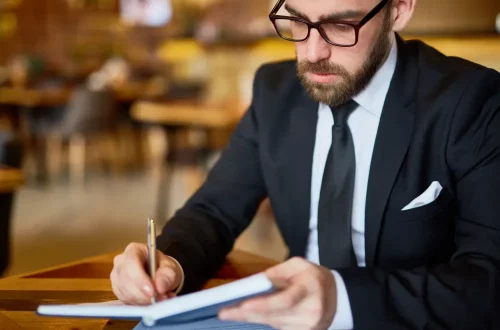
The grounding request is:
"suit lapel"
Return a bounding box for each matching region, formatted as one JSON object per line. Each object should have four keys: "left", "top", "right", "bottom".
{"left": 365, "top": 35, "right": 418, "bottom": 266}
{"left": 286, "top": 88, "right": 318, "bottom": 258}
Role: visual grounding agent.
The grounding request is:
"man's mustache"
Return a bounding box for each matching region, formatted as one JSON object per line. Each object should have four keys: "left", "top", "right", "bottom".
{"left": 298, "top": 60, "right": 349, "bottom": 77}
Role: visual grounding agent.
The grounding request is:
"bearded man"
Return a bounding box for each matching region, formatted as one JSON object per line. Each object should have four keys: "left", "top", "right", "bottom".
{"left": 111, "top": 0, "right": 500, "bottom": 329}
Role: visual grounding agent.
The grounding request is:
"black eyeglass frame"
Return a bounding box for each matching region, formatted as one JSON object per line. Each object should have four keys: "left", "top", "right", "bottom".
{"left": 268, "top": 0, "right": 390, "bottom": 47}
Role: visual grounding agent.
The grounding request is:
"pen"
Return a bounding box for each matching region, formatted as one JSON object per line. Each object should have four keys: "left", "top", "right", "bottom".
{"left": 147, "top": 218, "right": 157, "bottom": 304}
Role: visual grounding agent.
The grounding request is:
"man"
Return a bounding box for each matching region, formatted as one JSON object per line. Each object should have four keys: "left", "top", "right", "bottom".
{"left": 110, "top": 0, "right": 500, "bottom": 329}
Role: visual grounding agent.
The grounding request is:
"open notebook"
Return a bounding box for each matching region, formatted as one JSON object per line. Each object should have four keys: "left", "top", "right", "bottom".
{"left": 37, "top": 273, "right": 275, "bottom": 327}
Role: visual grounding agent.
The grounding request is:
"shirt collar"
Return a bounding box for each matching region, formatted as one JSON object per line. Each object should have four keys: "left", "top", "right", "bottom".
{"left": 352, "top": 41, "right": 398, "bottom": 117}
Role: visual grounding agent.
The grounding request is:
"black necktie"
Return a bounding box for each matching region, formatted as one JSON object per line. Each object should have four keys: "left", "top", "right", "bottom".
{"left": 318, "top": 100, "right": 358, "bottom": 269}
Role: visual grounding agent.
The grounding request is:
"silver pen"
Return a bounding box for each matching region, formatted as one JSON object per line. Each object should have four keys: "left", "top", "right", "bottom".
{"left": 147, "top": 218, "right": 157, "bottom": 304}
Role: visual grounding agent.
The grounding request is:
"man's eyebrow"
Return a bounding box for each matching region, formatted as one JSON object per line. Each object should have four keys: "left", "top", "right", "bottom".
{"left": 284, "top": 4, "right": 309, "bottom": 20}
{"left": 320, "top": 10, "right": 366, "bottom": 21}
{"left": 283, "top": 4, "right": 366, "bottom": 22}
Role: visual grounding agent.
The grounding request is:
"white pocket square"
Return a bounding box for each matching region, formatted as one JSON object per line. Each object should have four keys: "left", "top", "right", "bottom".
{"left": 402, "top": 181, "right": 443, "bottom": 211}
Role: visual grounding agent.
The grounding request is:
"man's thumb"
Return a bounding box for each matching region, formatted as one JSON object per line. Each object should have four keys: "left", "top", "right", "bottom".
{"left": 265, "top": 257, "right": 309, "bottom": 284}
{"left": 154, "top": 266, "right": 179, "bottom": 294}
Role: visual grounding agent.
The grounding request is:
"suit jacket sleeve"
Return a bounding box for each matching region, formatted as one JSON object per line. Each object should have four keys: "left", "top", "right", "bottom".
{"left": 155, "top": 66, "right": 268, "bottom": 294}
{"left": 337, "top": 69, "right": 500, "bottom": 330}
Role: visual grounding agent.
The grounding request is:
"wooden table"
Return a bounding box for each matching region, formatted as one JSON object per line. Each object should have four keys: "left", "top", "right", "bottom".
{"left": 0, "top": 167, "right": 24, "bottom": 193}
{"left": 131, "top": 101, "right": 242, "bottom": 129}
{"left": 130, "top": 100, "right": 243, "bottom": 224}
{"left": 0, "top": 82, "right": 164, "bottom": 109}
{"left": 0, "top": 250, "right": 278, "bottom": 329}
{"left": 0, "top": 87, "right": 73, "bottom": 108}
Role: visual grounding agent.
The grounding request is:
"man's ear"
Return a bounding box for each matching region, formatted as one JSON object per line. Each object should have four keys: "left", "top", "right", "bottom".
{"left": 391, "top": 0, "right": 417, "bottom": 32}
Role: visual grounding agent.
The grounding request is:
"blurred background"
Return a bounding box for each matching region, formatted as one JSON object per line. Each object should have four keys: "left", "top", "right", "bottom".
{"left": 0, "top": 0, "right": 498, "bottom": 277}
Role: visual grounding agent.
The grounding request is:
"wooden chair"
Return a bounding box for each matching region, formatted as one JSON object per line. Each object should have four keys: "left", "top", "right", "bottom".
{"left": 131, "top": 101, "right": 241, "bottom": 225}
{"left": 30, "top": 85, "right": 119, "bottom": 185}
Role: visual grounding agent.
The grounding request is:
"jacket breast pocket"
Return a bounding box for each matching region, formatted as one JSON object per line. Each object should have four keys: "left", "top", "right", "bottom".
{"left": 388, "top": 187, "right": 453, "bottom": 223}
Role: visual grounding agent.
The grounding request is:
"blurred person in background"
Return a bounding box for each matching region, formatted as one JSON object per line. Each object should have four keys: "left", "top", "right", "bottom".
{"left": 120, "top": 0, "right": 172, "bottom": 27}
{"left": 111, "top": 0, "right": 500, "bottom": 329}
{"left": 7, "top": 55, "right": 30, "bottom": 88}
{"left": 99, "top": 57, "right": 130, "bottom": 90}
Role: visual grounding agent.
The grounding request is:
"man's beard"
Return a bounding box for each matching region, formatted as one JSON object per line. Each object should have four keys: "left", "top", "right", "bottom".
{"left": 297, "top": 11, "right": 392, "bottom": 107}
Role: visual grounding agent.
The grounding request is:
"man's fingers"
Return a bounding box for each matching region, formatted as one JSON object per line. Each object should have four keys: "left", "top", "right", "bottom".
{"left": 113, "top": 267, "right": 151, "bottom": 306}
{"left": 124, "top": 257, "right": 155, "bottom": 294}
{"left": 111, "top": 269, "right": 127, "bottom": 302}
{"left": 153, "top": 255, "right": 182, "bottom": 294}
{"left": 113, "top": 255, "right": 124, "bottom": 273}
{"left": 219, "top": 282, "right": 305, "bottom": 323}
{"left": 219, "top": 260, "right": 331, "bottom": 330}
{"left": 154, "top": 266, "right": 179, "bottom": 294}
{"left": 154, "top": 293, "right": 170, "bottom": 302}
{"left": 241, "top": 283, "right": 305, "bottom": 313}
{"left": 222, "top": 259, "right": 313, "bottom": 315}
{"left": 110, "top": 244, "right": 183, "bottom": 306}
{"left": 113, "top": 248, "right": 155, "bottom": 305}
{"left": 265, "top": 257, "right": 310, "bottom": 283}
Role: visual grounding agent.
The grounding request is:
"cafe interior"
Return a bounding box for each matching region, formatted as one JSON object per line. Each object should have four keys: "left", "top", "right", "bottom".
{"left": 0, "top": 0, "right": 498, "bottom": 278}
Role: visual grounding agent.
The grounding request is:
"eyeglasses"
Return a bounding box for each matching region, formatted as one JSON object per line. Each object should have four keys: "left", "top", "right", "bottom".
{"left": 269, "top": 0, "right": 390, "bottom": 47}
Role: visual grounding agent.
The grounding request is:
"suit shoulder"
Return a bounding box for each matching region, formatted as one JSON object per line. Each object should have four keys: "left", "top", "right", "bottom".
{"left": 256, "top": 59, "right": 296, "bottom": 77}
{"left": 253, "top": 60, "right": 298, "bottom": 92}
{"left": 407, "top": 38, "right": 499, "bottom": 83}
{"left": 404, "top": 38, "right": 500, "bottom": 106}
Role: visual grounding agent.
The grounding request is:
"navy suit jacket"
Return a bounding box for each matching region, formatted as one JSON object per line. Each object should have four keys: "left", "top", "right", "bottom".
{"left": 157, "top": 35, "right": 500, "bottom": 329}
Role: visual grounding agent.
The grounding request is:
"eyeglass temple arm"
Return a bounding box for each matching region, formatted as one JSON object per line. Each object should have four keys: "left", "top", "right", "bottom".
{"left": 360, "top": 0, "right": 390, "bottom": 26}
{"left": 269, "top": 0, "right": 286, "bottom": 16}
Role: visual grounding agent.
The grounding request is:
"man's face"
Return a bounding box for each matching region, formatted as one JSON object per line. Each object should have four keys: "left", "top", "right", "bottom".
{"left": 285, "top": 0, "right": 393, "bottom": 107}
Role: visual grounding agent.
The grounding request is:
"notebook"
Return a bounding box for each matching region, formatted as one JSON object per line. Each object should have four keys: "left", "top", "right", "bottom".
{"left": 37, "top": 273, "right": 275, "bottom": 327}
{"left": 132, "top": 316, "right": 274, "bottom": 329}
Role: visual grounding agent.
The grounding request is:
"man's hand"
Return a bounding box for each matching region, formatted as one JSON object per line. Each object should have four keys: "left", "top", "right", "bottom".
{"left": 218, "top": 257, "right": 337, "bottom": 330}
{"left": 110, "top": 243, "right": 183, "bottom": 305}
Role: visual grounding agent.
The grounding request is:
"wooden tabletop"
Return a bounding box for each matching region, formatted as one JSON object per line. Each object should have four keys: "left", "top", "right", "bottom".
{"left": 131, "top": 101, "right": 243, "bottom": 129}
{"left": 0, "top": 250, "right": 278, "bottom": 329}
{"left": 0, "top": 86, "right": 73, "bottom": 108}
{"left": 0, "top": 82, "right": 164, "bottom": 108}
{"left": 0, "top": 167, "right": 24, "bottom": 193}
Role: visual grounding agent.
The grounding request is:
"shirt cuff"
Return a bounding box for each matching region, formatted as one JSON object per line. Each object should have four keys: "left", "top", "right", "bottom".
{"left": 328, "top": 270, "right": 354, "bottom": 330}
{"left": 168, "top": 257, "right": 185, "bottom": 294}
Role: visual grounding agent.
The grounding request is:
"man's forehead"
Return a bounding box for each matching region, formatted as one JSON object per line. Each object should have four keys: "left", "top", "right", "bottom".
{"left": 283, "top": 0, "right": 377, "bottom": 18}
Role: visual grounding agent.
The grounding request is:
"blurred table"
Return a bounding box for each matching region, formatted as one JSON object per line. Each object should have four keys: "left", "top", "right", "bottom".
{"left": 0, "top": 80, "right": 165, "bottom": 108}
{"left": 0, "top": 87, "right": 72, "bottom": 108}
{"left": 0, "top": 249, "right": 277, "bottom": 330}
{"left": 0, "top": 167, "right": 24, "bottom": 193}
{"left": 131, "top": 100, "right": 242, "bottom": 129}
{"left": 113, "top": 80, "right": 166, "bottom": 104}
{"left": 131, "top": 100, "right": 243, "bottom": 223}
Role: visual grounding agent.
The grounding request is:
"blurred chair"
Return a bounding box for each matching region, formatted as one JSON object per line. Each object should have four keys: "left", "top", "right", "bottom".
{"left": 30, "top": 85, "right": 119, "bottom": 185}
{"left": 53, "top": 85, "right": 119, "bottom": 185}
{"left": 0, "top": 132, "right": 23, "bottom": 276}
{"left": 131, "top": 100, "right": 240, "bottom": 224}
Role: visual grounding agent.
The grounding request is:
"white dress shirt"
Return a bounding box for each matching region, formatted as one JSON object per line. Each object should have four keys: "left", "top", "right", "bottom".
{"left": 305, "top": 41, "right": 398, "bottom": 329}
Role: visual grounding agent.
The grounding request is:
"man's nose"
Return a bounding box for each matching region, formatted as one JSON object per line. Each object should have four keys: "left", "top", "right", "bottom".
{"left": 305, "top": 29, "right": 332, "bottom": 63}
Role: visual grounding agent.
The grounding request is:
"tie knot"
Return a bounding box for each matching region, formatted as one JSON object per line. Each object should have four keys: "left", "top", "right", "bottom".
{"left": 330, "top": 100, "right": 357, "bottom": 127}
